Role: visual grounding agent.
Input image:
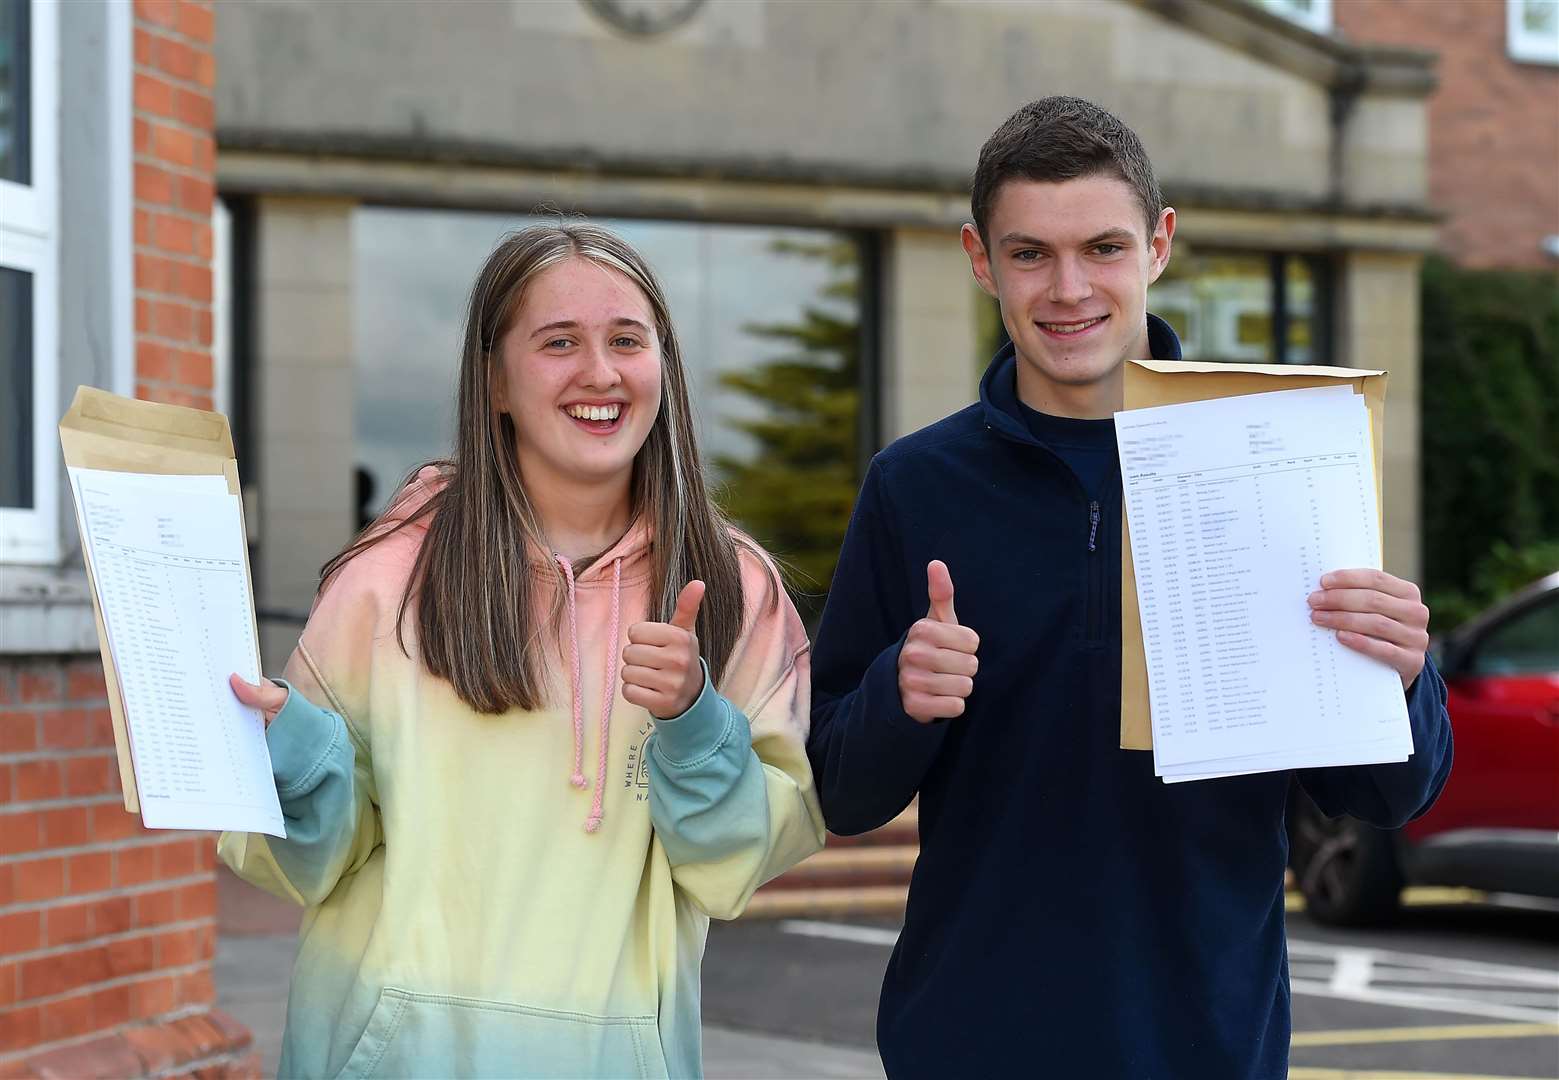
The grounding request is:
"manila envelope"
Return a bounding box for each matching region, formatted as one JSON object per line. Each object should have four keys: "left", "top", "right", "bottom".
{"left": 1119, "top": 360, "right": 1388, "bottom": 751}
{"left": 58, "top": 386, "right": 256, "bottom": 812}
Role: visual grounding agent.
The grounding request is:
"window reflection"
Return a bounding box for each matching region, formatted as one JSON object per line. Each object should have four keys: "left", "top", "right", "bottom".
{"left": 353, "top": 210, "right": 867, "bottom": 614}
{"left": 1149, "top": 249, "right": 1326, "bottom": 365}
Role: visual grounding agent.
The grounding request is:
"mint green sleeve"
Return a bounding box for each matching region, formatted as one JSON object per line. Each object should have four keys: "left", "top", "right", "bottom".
{"left": 646, "top": 654, "right": 825, "bottom": 920}
{"left": 217, "top": 681, "right": 382, "bottom": 906}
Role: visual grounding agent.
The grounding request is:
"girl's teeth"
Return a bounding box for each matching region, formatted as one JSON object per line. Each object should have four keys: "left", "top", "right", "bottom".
{"left": 568, "top": 405, "right": 620, "bottom": 420}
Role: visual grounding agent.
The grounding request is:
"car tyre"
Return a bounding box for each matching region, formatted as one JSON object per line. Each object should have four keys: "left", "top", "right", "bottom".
{"left": 1286, "top": 788, "right": 1403, "bottom": 926}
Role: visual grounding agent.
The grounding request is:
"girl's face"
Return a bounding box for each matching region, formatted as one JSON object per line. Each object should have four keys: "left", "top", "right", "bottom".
{"left": 497, "top": 257, "right": 663, "bottom": 492}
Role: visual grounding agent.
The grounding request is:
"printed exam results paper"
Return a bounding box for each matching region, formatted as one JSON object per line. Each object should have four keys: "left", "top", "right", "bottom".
{"left": 1114, "top": 386, "right": 1412, "bottom": 782}
{"left": 68, "top": 467, "right": 284, "bottom": 836}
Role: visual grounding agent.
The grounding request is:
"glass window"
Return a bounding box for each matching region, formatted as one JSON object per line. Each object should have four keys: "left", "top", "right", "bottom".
{"left": 1470, "top": 597, "right": 1559, "bottom": 676}
{"left": 1149, "top": 250, "right": 1328, "bottom": 365}
{"left": 0, "top": 0, "right": 29, "bottom": 185}
{"left": 1251, "top": 0, "right": 1331, "bottom": 34}
{"left": 0, "top": 265, "right": 31, "bottom": 508}
{"left": 353, "top": 210, "right": 870, "bottom": 616}
{"left": 1509, "top": 0, "right": 1559, "bottom": 64}
{"left": 0, "top": 0, "right": 55, "bottom": 563}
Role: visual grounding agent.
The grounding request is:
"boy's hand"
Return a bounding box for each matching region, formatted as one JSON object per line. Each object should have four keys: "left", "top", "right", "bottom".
{"left": 229, "top": 674, "right": 287, "bottom": 728}
{"left": 1308, "top": 569, "right": 1431, "bottom": 690}
{"left": 899, "top": 560, "right": 980, "bottom": 723}
{"left": 623, "top": 580, "right": 707, "bottom": 719}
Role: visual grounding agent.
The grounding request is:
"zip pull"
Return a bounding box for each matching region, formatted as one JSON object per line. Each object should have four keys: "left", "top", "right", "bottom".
{"left": 1088, "top": 500, "right": 1100, "bottom": 552}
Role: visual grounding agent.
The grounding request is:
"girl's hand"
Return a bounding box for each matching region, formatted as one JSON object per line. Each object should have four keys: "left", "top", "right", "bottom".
{"left": 621, "top": 581, "right": 706, "bottom": 720}
{"left": 230, "top": 673, "right": 287, "bottom": 728}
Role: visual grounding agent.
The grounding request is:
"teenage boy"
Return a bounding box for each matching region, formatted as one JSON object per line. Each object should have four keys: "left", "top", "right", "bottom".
{"left": 806, "top": 97, "right": 1452, "bottom": 1079}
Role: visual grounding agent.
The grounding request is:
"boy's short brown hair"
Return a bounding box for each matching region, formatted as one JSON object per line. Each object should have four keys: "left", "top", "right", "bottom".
{"left": 971, "top": 97, "right": 1163, "bottom": 243}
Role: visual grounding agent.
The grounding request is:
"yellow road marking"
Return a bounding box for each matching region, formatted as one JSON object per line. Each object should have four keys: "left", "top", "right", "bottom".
{"left": 1285, "top": 887, "right": 1486, "bottom": 913}
{"left": 1289, "top": 1070, "right": 1542, "bottom": 1079}
{"left": 1292, "top": 1022, "right": 1559, "bottom": 1047}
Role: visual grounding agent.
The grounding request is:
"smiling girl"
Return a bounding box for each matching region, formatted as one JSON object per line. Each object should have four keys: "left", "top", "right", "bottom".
{"left": 217, "top": 224, "right": 825, "bottom": 1079}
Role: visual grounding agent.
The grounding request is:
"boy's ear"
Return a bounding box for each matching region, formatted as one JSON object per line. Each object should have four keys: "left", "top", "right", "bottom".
{"left": 961, "top": 223, "right": 999, "bottom": 299}
{"left": 1147, "top": 206, "right": 1176, "bottom": 284}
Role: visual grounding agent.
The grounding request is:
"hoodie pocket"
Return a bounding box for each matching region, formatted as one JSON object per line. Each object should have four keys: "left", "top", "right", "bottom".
{"left": 335, "top": 987, "right": 669, "bottom": 1080}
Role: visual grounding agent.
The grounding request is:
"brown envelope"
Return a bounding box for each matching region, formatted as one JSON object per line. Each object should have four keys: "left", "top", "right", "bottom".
{"left": 1119, "top": 360, "right": 1388, "bottom": 751}
{"left": 58, "top": 386, "right": 256, "bottom": 812}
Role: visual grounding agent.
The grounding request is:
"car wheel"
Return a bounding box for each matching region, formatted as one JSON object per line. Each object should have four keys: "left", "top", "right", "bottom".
{"left": 1286, "top": 788, "right": 1403, "bottom": 926}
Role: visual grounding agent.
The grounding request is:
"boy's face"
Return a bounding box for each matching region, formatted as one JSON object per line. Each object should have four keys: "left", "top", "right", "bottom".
{"left": 962, "top": 175, "right": 1174, "bottom": 417}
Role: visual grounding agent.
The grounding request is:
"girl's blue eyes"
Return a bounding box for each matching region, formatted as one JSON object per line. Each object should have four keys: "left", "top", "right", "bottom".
{"left": 544, "top": 337, "right": 642, "bottom": 350}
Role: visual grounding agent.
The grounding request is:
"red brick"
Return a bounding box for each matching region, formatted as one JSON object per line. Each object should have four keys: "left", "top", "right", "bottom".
{"left": 154, "top": 928, "right": 198, "bottom": 967}
{"left": 133, "top": 115, "right": 151, "bottom": 155}
{"left": 134, "top": 207, "right": 153, "bottom": 246}
{"left": 128, "top": 974, "right": 178, "bottom": 1020}
{"left": 151, "top": 212, "right": 198, "bottom": 256}
{"left": 194, "top": 221, "right": 213, "bottom": 261}
{"left": 0, "top": 669, "right": 14, "bottom": 705}
{"left": 0, "top": 864, "right": 14, "bottom": 907}
{"left": 0, "top": 963, "right": 16, "bottom": 1009}
{"left": 106, "top": 935, "right": 156, "bottom": 979}
{"left": 193, "top": 49, "right": 215, "bottom": 90}
{"left": 0, "top": 766, "right": 9, "bottom": 803}
{"left": 38, "top": 988, "right": 96, "bottom": 1043}
{"left": 13, "top": 857, "right": 64, "bottom": 903}
{"left": 135, "top": 0, "right": 180, "bottom": 29}
{"left": 137, "top": 340, "right": 175, "bottom": 383}
{"left": 134, "top": 71, "right": 176, "bottom": 118}
{"left": 0, "top": 813, "right": 40, "bottom": 858}
{"left": 22, "top": 945, "right": 108, "bottom": 999}
{"left": 25, "top": 1032, "right": 144, "bottom": 1080}
{"left": 0, "top": 712, "right": 37, "bottom": 753}
{"left": 63, "top": 755, "right": 117, "bottom": 798}
{"left": 0, "top": 911, "right": 41, "bottom": 955}
{"left": 68, "top": 851, "right": 113, "bottom": 894}
{"left": 92, "top": 984, "right": 133, "bottom": 1030}
{"left": 16, "top": 669, "right": 62, "bottom": 704}
{"left": 14, "top": 760, "right": 61, "bottom": 802}
{"left": 116, "top": 844, "right": 160, "bottom": 887}
{"left": 135, "top": 161, "right": 176, "bottom": 207}
{"left": 43, "top": 902, "right": 93, "bottom": 948}
{"left": 177, "top": 881, "right": 216, "bottom": 921}
{"left": 177, "top": 968, "right": 215, "bottom": 1008}
{"left": 41, "top": 708, "right": 90, "bottom": 750}
{"left": 179, "top": 1, "right": 215, "bottom": 43}
{"left": 148, "top": 121, "right": 197, "bottom": 170}
{"left": 0, "top": 1005, "right": 41, "bottom": 1054}
{"left": 125, "top": 1022, "right": 179, "bottom": 1072}
{"left": 133, "top": 886, "right": 180, "bottom": 927}
{"left": 92, "top": 801, "right": 142, "bottom": 844}
{"left": 65, "top": 664, "right": 107, "bottom": 703}
{"left": 180, "top": 261, "right": 214, "bottom": 303}
{"left": 150, "top": 298, "right": 196, "bottom": 342}
{"left": 85, "top": 708, "right": 117, "bottom": 750}
{"left": 134, "top": 26, "right": 154, "bottom": 65}
{"left": 94, "top": 896, "right": 133, "bottom": 937}
{"left": 175, "top": 88, "right": 214, "bottom": 132}
{"left": 152, "top": 35, "right": 199, "bottom": 83}
{"left": 179, "top": 348, "right": 213, "bottom": 388}
{"left": 155, "top": 839, "right": 200, "bottom": 879}
{"left": 40, "top": 806, "right": 92, "bottom": 849}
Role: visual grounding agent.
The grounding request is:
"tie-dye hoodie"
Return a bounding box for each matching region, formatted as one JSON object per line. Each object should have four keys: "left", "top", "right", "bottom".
{"left": 218, "top": 468, "right": 825, "bottom": 1079}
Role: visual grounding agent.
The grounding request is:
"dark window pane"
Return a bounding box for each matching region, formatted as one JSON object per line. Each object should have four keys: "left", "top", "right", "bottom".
{"left": 1284, "top": 256, "right": 1320, "bottom": 365}
{"left": 0, "top": 0, "right": 30, "bottom": 186}
{"left": 1, "top": 264, "right": 33, "bottom": 508}
{"left": 1470, "top": 598, "right": 1559, "bottom": 676}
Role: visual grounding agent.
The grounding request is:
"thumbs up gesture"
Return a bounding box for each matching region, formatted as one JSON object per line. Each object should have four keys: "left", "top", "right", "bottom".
{"left": 622, "top": 580, "right": 707, "bottom": 719}
{"left": 898, "top": 560, "right": 980, "bottom": 724}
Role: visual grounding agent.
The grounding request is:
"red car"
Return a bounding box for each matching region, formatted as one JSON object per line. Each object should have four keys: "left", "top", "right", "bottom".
{"left": 1287, "top": 571, "right": 1559, "bottom": 925}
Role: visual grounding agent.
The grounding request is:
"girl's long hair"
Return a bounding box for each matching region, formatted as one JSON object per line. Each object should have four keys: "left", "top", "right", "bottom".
{"left": 320, "top": 223, "right": 748, "bottom": 714}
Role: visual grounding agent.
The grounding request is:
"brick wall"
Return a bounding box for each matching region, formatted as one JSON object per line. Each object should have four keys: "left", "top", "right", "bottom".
{"left": 1335, "top": 0, "right": 1559, "bottom": 271}
{"left": 0, "top": 3, "right": 255, "bottom": 1076}
{"left": 133, "top": 0, "right": 217, "bottom": 412}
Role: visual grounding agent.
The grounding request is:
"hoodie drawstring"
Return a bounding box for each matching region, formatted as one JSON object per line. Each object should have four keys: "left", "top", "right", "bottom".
{"left": 555, "top": 554, "right": 625, "bottom": 833}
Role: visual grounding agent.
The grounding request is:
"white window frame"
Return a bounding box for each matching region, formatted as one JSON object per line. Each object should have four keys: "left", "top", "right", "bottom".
{"left": 1255, "top": 0, "right": 1332, "bottom": 35}
{"left": 1508, "top": 0, "right": 1559, "bottom": 64}
{"left": 0, "top": 0, "right": 60, "bottom": 564}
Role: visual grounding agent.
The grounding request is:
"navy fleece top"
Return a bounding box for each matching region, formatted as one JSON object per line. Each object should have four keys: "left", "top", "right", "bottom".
{"left": 806, "top": 316, "right": 1453, "bottom": 1080}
